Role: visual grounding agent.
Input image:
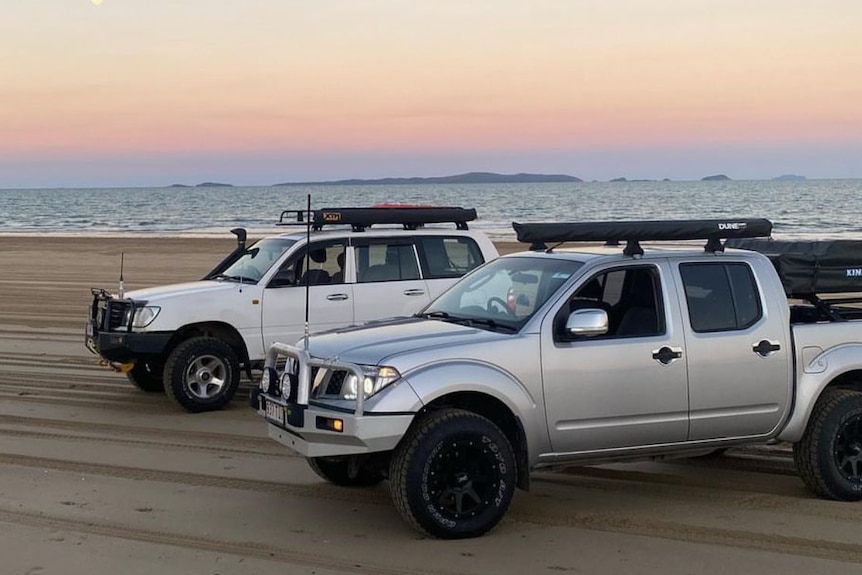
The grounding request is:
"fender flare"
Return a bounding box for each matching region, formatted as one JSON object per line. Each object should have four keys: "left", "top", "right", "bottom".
{"left": 779, "top": 343, "right": 862, "bottom": 442}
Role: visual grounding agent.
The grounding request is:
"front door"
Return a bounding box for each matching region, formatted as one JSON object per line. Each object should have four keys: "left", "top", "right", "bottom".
{"left": 260, "top": 241, "right": 353, "bottom": 354}
{"left": 541, "top": 264, "right": 690, "bottom": 454}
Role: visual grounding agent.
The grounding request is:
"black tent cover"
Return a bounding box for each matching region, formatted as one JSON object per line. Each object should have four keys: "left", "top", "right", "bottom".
{"left": 727, "top": 238, "right": 862, "bottom": 295}
{"left": 513, "top": 218, "right": 773, "bottom": 244}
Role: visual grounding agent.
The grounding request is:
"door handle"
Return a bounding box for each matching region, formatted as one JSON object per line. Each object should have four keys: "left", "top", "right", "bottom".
{"left": 652, "top": 346, "right": 683, "bottom": 365}
{"left": 326, "top": 293, "right": 349, "bottom": 301}
{"left": 403, "top": 289, "right": 426, "bottom": 296}
{"left": 753, "top": 339, "right": 781, "bottom": 357}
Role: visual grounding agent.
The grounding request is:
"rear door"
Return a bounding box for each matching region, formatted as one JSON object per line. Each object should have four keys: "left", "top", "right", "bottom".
{"left": 674, "top": 259, "right": 792, "bottom": 440}
{"left": 350, "top": 237, "right": 431, "bottom": 323}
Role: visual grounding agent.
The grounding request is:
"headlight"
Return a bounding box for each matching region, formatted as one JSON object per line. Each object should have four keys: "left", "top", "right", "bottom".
{"left": 341, "top": 365, "right": 401, "bottom": 400}
{"left": 131, "top": 306, "right": 160, "bottom": 328}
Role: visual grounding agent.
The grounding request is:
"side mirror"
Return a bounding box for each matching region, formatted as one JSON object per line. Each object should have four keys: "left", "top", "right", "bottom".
{"left": 565, "top": 308, "right": 608, "bottom": 337}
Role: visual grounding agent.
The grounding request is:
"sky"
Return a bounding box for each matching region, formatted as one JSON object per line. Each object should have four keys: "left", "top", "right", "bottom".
{"left": 3, "top": 0, "right": 861, "bottom": 188}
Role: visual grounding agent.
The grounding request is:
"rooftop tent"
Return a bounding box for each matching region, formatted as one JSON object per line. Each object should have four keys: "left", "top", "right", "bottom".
{"left": 726, "top": 238, "right": 862, "bottom": 296}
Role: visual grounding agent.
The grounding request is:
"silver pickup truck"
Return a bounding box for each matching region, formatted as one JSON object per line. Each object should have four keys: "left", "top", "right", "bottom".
{"left": 254, "top": 218, "right": 862, "bottom": 539}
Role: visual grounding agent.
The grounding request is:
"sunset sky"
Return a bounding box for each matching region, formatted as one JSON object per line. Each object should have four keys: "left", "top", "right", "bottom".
{"left": 3, "top": 1, "right": 861, "bottom": 187}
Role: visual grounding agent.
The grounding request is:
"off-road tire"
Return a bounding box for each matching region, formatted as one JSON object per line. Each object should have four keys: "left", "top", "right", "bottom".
{"left": 163, "top": 337, "right": 240, "bottom": 413}
{"left": 794, "top": 388, "right": 862, "bottom": 501}
{"left": 125, "top": 360, "right": 164, "bottom": 392}
{"left": 389, "top": 408, "right": 516, "bottom": 539}
{"left": 307, "top": 456, "right": 384, "bottom": 487}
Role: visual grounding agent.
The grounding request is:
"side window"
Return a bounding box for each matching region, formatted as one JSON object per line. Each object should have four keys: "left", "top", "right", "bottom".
{"left": 680, "top": 262, "right": 762, "bottom": 332}
{"left": 355, "top": 241, "right": 420, "bottom": 283}
{"left": 416, "top": 236, "right": 484, "bottom": 279}
{"left": 270, "top": 242, "right": 346, "bottom": 287}
{"left": 556, "top": 266, "right": 665, "bottom": 340}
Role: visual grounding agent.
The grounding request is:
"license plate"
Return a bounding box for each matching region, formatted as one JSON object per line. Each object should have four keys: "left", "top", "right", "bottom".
{"left": 265, "top": 399, "right": 285, "bottom": 425}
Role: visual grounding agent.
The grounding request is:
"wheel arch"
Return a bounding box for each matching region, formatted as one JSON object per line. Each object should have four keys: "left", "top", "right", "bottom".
{"left": 780, "top": 361, "right": 862, "bottom": 442}
{"left": 164, "top": 321, "right": 251, "bottom": 375}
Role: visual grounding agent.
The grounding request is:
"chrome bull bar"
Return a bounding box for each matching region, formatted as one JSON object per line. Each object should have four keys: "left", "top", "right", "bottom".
{"left": 264, "top": 342, "right": 368, "bottom": 416}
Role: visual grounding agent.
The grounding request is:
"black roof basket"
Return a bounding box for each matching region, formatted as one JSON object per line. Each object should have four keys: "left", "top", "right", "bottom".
{"left": 513, "top": 218, "right": 773, "bottom": 256}
{"left": 277, "top": 206, "right": 477, "bottom": 232}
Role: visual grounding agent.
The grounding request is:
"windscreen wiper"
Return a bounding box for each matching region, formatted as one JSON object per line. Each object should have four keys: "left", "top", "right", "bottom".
{"left": 459, "top": 317, "right": 518, "bottom": 333}
{"left": 214, "top": 273, "right": 259, "bottom": 284}
{"left": 420, "top": 311, "right": 517, "bottom": 333}
{"left": 419, "top": 311, "right": 451, "bottom": 320}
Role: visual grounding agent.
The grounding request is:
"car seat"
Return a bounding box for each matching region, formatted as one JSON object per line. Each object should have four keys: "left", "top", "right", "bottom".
{"left": 615, "top": 271, "right": 659, "bottom": 336}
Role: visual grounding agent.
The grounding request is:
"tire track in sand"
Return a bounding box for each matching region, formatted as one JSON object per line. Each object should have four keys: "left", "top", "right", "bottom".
{"left": 0, "top": 508, "right": 451, "bottom": 575}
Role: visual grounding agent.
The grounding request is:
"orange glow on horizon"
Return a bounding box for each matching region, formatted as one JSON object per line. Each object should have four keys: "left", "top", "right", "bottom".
{"left": 3, "top": 1, "right": 861, "bottom": 180}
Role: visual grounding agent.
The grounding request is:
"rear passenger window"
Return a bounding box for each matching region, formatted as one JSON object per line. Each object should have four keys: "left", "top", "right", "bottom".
{"left": 680, "top": 263, "right": 762, "bottom": 332}
{"left": 355, "top": 242, "right": 421, "bottom": 283}
{"left": 416, "top": 237, "right": 484, "bottom": 279}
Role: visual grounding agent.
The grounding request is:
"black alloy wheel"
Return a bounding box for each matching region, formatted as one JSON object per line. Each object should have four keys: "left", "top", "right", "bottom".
{"left": 794, "top": 388, "right": 862, "bottom": 501}
{"left": 390, "top": 408, "right": 516, "bottom": 539}
{"left": 834, "top": 414, "right": 862, "bottom": 485}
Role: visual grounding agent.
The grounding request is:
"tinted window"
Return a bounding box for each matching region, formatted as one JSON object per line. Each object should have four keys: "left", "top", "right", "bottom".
{"left": 416, "top": 237, "right": 484, "bottom": 279}
{"left": 557, "top": 265, "right": 665, "bottom": 340}
{"left": 269, "top": 241, "right": 345, "bottom": 287}
{"left": 355, "top": 242, "right": 420, "bottom": 283}
{"left": 680, "top": 262, "right": 762, "bottom": 332}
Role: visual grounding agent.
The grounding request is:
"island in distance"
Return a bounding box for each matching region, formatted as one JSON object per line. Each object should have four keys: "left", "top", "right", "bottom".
{"left": 701, "top": 174, "right": 731, "bottom": 181}
{"left": 772, "top": 174, "right": 807, "bottom": 181}
{"left": 274, "top": 171, "right": 583, "bottom": 186}
{"left": 168, "top": 182, "right": 234, "bottom": 188}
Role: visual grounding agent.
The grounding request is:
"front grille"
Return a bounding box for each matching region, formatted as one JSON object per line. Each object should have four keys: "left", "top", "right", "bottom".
{"left": 310, "top": 368, "right": 349, "bottom": 399}
{"left": 95, "top": 298, "right": 131, "bottom": 330}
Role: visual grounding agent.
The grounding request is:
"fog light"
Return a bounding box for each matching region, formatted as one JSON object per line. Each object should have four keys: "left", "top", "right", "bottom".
{"left": 315, "top": 416, "right": 344, "bottom": 432}
{"left": 261, "top": 367, "right": 279, "bottom": 395}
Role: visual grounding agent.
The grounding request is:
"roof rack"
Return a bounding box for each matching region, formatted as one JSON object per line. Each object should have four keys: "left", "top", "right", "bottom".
{"left": 277, "top": 206, "right": 477, "bottom": 232}
{"left": 513, "top": 218, "right": 773, "bottom": 256}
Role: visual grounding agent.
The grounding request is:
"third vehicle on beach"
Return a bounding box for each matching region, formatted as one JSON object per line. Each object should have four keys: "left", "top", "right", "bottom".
{"left": 255, "top": 218, "right": 862, "bottom": 538}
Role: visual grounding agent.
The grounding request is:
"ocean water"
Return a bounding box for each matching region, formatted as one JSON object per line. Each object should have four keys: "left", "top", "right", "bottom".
{"left": 1, "top": 180, "right": 860, "bottom": 241}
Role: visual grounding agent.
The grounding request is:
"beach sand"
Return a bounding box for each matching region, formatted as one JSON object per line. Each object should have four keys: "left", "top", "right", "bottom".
{"left": 0, "top": 235, "right": 860, "bottom": 574}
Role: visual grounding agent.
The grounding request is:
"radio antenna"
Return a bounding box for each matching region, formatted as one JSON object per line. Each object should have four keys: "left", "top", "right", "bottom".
{"left": 118, "top": 253, "right": 125, "bottom": 299}
{"left": 304, "top": 193, "right": 311, "bottom": 351}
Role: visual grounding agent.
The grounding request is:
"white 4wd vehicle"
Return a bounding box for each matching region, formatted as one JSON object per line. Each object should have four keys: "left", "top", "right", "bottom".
{"left": 86, "top": 206, "right": 497, "bottom": 412}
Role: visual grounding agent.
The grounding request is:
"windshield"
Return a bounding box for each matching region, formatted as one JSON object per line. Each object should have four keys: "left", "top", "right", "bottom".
{"left": 218, "top": 238, "right": 297, "bottom": 283}
{"left": 421, "top": 256, "right": 584, "bottom": 332}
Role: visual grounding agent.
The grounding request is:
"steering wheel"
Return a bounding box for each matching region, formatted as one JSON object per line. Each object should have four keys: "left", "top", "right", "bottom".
{"left": 487, "top": 296, "right": 513, "bottom": 316}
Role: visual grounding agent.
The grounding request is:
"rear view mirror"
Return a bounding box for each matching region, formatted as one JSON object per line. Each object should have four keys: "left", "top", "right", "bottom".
{"left": 565, "top": 308, "right": 608, "bottom": 337}
{"left": 510, "top": 271, "right": 538, "bottom": 284}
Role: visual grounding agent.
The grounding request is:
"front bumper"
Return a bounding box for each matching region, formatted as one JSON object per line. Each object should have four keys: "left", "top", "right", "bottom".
{"left": 254, "top": 342, "right": 416, "bottom": 458}
{"left": 86, "top": 289, "right": 171, "bottom": 362}
{"left": 86, "top": 329, "right": 173, "bottom": 363}
{"left": 256, "top": 393, "right": 413, "bottom": 457}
